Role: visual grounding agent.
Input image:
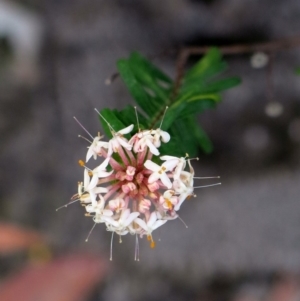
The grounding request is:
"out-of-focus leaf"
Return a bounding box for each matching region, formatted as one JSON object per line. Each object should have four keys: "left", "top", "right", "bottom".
{"left": 181, "top": 76, "right": 241, "bottom": 94}
{"left": 190, "top": 119, "right": 213, "bottom": 153}
{"left": 99, "top": 108, "right": 127, "bottom": 138}
{"left": 117, "top": 59, "right": 157, "bottom": 117}
{"left": 176, "top": 94, "right": 220, "bottom": 118}
{"left": 129, "top": 52, "right": 172, "bottom": 84}
{"left": 116, "top": 105, "right": 149, "bottom": 132}
{"left": 184, "top": 48, "right": 226, "bottom": 82}
{"left": 0, "top": 223, "right": 43, "bottom": 254}
{"left": 0, "top": 254, "right": 107, "bottom": 301}
{"left": 128, "top": 55, "right": 170, "bottom": 104}
{"left": 160, "top": 115, "right": 213, "bottom": 157}
{"left": 295, "top": 67, "right": 300, "bottom": 75}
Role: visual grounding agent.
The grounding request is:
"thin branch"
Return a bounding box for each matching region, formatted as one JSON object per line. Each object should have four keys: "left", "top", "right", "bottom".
{"left": 181, "top": 35, "right": 300, "bottom": 56}
{"left": 171, "top": 34, "right": 300, "bottom": 101}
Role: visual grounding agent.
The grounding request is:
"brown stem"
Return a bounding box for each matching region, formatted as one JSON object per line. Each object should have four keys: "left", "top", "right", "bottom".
{"left": 182, "top": 35, "right": 300, "bottom": 56}
{"left": 171, "top": 34, "right": 300, "bottom": 101}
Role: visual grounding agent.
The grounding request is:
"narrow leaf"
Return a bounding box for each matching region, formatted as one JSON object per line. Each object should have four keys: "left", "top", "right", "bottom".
{"left": 181, "top": 76, "right": 241, "bottom": 94}
{"left": 175, "top": 94, "right": 221, "bottom": 118}
{"left": 117, "top": 59, "right": 157, "bottom": 117}
{"left": 129, "top": 52, "right": 172, "bottom": 84}
{"left": 99, "top": 108, "right": 127, "bottom": 138}
{"left": 184, "top": 48, "right": 225, "bottom": 82}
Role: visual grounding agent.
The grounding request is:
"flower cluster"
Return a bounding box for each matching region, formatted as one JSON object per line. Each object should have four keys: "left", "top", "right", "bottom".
{"left": 73, "top": 118, "right": 197, "bottom": 258}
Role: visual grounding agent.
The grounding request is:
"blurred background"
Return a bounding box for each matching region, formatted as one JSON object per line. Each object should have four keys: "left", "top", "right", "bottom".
{"left": 1, "top": 0, "right": 300, "bottom": 300}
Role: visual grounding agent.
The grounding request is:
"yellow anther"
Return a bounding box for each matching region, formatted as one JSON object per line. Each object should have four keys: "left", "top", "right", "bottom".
{"left": 88, "top": 171, "right": 93, "bottom": 176}
{"left": 166, "top": 199, "right": 173, "bottom": 210}
{"left": 78, "top": 160, "right": 85, "bottom": 167}
{"left": 147, "top": 235, "right": 156, "bottom": 248}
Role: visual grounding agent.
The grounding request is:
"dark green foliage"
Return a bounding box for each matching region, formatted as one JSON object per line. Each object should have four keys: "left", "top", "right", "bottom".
{"left": 100, "top": 48, "right": 241, "bottom": 157}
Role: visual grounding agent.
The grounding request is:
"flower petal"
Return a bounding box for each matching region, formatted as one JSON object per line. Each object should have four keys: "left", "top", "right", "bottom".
{"left": 134, "top": 218, "right": 147, "bottom": 231}
{"left": 152, "top": 219, "right": 167, "bottom": 230}
{"left": 123, "top": 212, "right": 140, "bottom": 227}
{"left": 147, "top": 212, "right": 157, "bottom": 228}
{"left": 160, "top": 130, "right": 170, "bottom": 143}
{"left": 144, "top": 160, "right": 159, "bottom": 172}
{"left": 118, "top": 124, "right": 134, "bottom": 135}
{"left": 160, "top": 173, "right": 172, "bottom": 189}
{"left": 145, "top": 139, "right": 159, "bottom": 155}
{"left": 148, "top": 173, "right": 160, "bottom": 184}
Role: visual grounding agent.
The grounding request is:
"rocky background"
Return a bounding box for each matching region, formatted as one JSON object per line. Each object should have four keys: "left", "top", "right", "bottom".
{"left": 1, "top": 0, "right": 300, "bottom": 300}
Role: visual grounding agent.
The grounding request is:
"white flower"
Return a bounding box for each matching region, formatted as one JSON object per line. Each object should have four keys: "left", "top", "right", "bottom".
{"left": 92, "top": 158, "right": 113, "bottom": 178}
{"left": 160, "top": 155, "right": 186, "bottom": 179}
{"left": 173, "top": 171, "right": 194, "bottom": 211}
{"left": 71, "top": 113, "right": 212, "bottom": 258}
{"left": 159, "top": 190, "right": 179, "bottom": 210}
{"left": 138, "top": 134, "right": 160, "bottom": 155}
{"left": 152, "top": 128, "right": 170, "bottom": 147}
{"left": 144, "top": 160, "right": 172, "bottom": 188}
{"left": 134, "top": 212, "right": 167, "bottom": 237}
{"left": 86, "top": 136, "right": 109, "bottom": 162}
{"left": 130, "top": 130, "right": 160, "bottom": 155}
{"left": 104, "top": 209, "right": 140, "bottom": 235}
{"left": 83, "top": 169, "right": 108, "bottom": 205}
{"left": 86, "top": 196, "right": 114, "bottom": 221}
{"left": 108, "top": 124, "right": 134, "bottom": 155}
{"left": 108, "top": 198, "right": 126, "bottom": 213}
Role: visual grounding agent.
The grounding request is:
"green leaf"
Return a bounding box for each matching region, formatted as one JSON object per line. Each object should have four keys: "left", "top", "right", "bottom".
{"left": 99, "top": 108, "right": 126, "bottom": 138}
{"left": 184, "top": 48, "right": 226, "bottom": 82}
{"left": 116, "top": 105, "right": 149, "bottom": 132}
{"left": 117, "top": 59, "right": 157, "bottom": 117}
{"left": 181, "top": 76, "right": 241, "bottom": 95}
{"left": 179, "top": 97, "right": 218, "bottom": 118}
{"left": 192, "top": 122, "right": 213, "bottom": 154}
{"left": 295, "top": 67, "right": 300, "bottom": 75}
{"left": 129, "top": 52, "right": 172, "bottom": 85}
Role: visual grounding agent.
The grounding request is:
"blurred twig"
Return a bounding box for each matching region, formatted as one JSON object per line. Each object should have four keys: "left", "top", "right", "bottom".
{"left": 172, "top": 35, "right": 300, "bottom": 100}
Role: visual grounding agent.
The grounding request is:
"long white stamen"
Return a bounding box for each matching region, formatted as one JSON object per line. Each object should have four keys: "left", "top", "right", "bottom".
{"left": 73, "top": 117, "right": 94, "bottom": 139}
{"left": 85, "top": 222, "right": 97, "bottom": 242}
{"left": 194, "top": 176, "right": 220, "bottom": 179}
{"left": 110, "top": 232, "right": 114, "bottom": 261}
{"left": 56, "top": 199, "right": 80, "bottom": 211}
{"left": 94, "top": 108, "right": 115, "bottom": 133}
{"left": 194, "top": 183, "right": 221, "bottom": 189}
{"left": 134, "top": 106, "right": 141, "bottom": 132}
{"left": 134, "top": 234, "right": 140, "bottom": 261}
{"left": 178, "top": 215, "right": 188, "bottom": 228}
{"left": 159, "top": 106, "right": 168, "bottom": 129}
{"left": 78, "top": 135, "right": 93, "bottom": 144}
